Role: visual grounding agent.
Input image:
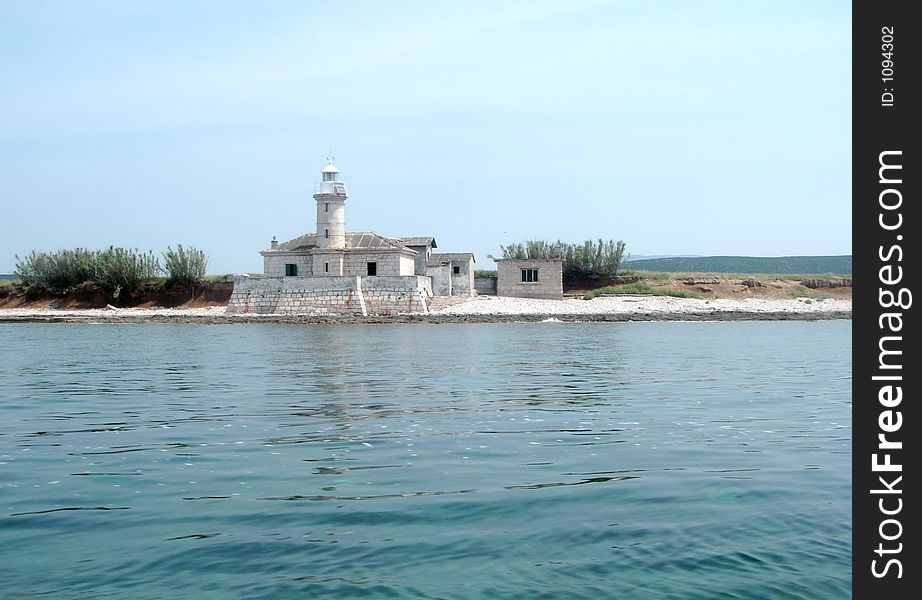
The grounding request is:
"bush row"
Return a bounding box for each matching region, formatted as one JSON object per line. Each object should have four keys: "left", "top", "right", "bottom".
{"left": 14, "top": 245, "right": 208, "bottom": 295}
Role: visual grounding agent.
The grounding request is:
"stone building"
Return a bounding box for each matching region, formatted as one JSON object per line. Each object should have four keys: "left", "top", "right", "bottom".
{"left": 398, "top": 237, "right": 437, "bottom": 276}
{"left": 495, "top": 258, "right": 563, "bottom": 299}
{"left": 428, "top": 252, "right": 475, "bottom": 297}
{"left": 227, "top": 160, "right": 475, "bottom": 315}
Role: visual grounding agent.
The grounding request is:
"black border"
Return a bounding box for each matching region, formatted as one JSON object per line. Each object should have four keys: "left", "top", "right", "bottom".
{"left": 853, "top": 1, "right": 917, "bottom": 596}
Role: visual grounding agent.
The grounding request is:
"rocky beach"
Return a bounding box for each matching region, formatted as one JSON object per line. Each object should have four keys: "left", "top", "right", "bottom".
{"left": 0, "top": 294, "right": 851, "bottom": 324}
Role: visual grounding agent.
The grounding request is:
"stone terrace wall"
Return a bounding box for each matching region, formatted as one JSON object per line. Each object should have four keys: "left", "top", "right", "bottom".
{"left": 362, "top": 276, "right": 431, "bottom": 315}
{"left": 227, "top": 275, "right": 431, "bottom": 316}
{"left": 227, "top": 277, "right": 284, "bottom": 314}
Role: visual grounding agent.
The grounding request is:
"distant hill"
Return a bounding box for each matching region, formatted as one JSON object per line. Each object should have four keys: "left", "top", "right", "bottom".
{"left": 623, "top": 255, "right": 852, "bottom": 275}
{"left": 624, "top": 254, "right": 701, "bottom": 261}
{"left": 0, "top": 274, "right": 16, "bottom": 281}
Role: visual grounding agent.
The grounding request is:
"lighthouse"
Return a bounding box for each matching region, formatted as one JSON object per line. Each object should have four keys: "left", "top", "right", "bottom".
{"left": 314, "top": 158, "right": 347, "bottom": 249}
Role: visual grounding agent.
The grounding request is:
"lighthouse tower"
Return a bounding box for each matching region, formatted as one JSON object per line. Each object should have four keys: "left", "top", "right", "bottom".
{"left": 314, "top": 159, "right": 347, "bottom": 249}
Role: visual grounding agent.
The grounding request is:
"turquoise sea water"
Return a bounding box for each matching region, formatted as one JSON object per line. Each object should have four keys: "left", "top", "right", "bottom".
{"left": 0, "top": 321, "right": 850, "bottom": 599}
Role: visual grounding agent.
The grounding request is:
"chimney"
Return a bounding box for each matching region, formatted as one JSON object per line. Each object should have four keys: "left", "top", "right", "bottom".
{"left": 270, "top": 236, "right": 278, "bottom": 249}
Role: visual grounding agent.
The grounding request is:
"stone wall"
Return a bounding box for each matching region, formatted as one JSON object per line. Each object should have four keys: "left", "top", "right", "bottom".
{"left": 405, "top": 245, "right": 431, "bottom": 275}
{"left": 339, "top": 251, "right": 416, "bottom": 277}
{"left": 312, "top": 251, "right": 345, "bottom": 276}
{"left": 265, "top": 249, "right": 416, "bottom": 278}
{"left": 264, "top": 253, "right": 314, "bottom": 278}
{"left": 227, "top": 275, "right": 431, "bottom": 316}
{"left": 496, "top": 259, "right": 563, "bottom": 299}
{"left": 428, "top": 264, "right": 451, "bottom": 296}
{"left": 399, "top": 254, "right": 417, "bottom": 276}
{"left": 451, "top": 260, "right": 474, "bottom": 296}
{"left": 474, "top": 276, "right": 497, "bottom": 295}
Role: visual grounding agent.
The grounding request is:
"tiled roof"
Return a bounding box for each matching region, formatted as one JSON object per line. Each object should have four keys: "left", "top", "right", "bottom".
{"left": 269, "top": 232, "right": 413, "bottom": 252}
{"left": 274, "top": 233, "right": 317, "bottom": 251}
{"left": 396, "top": 236, "right": 437, "bottom": 248}
{"left": 428, "top": 252, "right": 475, "bottom": 266}
{"left": 347, "top": 232, "right": 408, "bottom": 250}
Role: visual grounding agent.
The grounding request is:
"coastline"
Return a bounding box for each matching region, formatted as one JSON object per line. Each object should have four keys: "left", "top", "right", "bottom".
{"left": 0, "top": 295, "right": 851, "bottom": 324}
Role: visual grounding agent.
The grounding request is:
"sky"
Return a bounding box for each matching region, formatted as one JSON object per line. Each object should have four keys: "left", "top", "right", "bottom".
{"left": 0, "top": 0, "right": 851, "bottom": 275}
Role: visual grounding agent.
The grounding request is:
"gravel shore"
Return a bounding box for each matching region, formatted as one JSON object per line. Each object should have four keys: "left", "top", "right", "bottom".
{"left": 0, "top": 295, "right": 851, "bottom": 324}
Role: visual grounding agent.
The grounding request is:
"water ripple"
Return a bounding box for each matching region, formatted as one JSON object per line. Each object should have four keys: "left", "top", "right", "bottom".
{"left": 0, "top": 321, "right": 851, "bottom": 598}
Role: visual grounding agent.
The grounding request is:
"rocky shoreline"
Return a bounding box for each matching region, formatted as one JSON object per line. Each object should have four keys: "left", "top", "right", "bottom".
{"left": 0, "top": 295, "right": 851, "bottom": 324}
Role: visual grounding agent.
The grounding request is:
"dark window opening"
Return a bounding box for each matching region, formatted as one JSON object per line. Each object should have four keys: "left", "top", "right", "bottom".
{"left": 324, "top": 262, "right": 329, "bottom": 273}
{"left": 521, "top": 268, "right": 539, "bottom": 282}
{"left": 453, "top": 266, "right": 461, "bottom": 275}
{"left": 325, "top": 202, "right": 329, "bottom": 212}
{"left": 285, "top": 263, "right": 298, "bottom": 276}
{"left": 367, "top": 262, "right": 377, "bottom": 276}
{"left": 325, "top": 229, "right": 329, "bottom": 239}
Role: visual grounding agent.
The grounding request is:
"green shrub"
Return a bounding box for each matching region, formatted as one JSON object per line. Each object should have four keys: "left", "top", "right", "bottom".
{"left": 559, "top": 239, "right": 626, "bottom": 281}
{"left": 15, "top": 248, "right": 97, "bottom": 289}
{"left": 497, "top": 240, "right": 561, "bottom": 261}
{"left": 474, "top": 270, "right": 497, "bottom": 278}
{"left": 14, "top": 246, "right": 161, "bottom": 295}
{"left": 163, "top": 245, "right": 208, "bottom": 286}
{"left": 96, "top": 247, "right": 161, "bottom": 294}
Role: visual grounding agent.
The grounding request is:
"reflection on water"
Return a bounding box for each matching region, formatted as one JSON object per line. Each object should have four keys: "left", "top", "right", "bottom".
{"left": 0, "top": 321, "right": 850, "bottom": 599}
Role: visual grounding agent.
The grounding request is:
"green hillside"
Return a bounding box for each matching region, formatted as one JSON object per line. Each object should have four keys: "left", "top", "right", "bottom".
{"left": 624, "top": 255, "right": 852, "bottom": 275}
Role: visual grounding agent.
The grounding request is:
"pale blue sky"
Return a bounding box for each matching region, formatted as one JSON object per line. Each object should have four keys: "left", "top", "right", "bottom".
{"left": 0, "top": 0, "right": 850, "bottom": 274}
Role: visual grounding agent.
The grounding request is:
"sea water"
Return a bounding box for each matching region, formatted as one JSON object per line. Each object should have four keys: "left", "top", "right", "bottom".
{"left": 0, "top": 321, "right": 850, "bottom": 599}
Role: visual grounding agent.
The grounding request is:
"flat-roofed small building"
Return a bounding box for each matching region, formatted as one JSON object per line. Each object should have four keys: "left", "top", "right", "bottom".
{"left": 495, "top": 258, "right": 563, "bottom": 299}
{"left": 427, "top": 252, "right": 475, "bottom": 296}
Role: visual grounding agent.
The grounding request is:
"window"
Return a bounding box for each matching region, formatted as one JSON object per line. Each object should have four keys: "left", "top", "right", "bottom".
{"left": 453, "top": 266, "right": 461, "bottom": 275}
{"left": 325, "top": 229, "right": 329, "bottom": 239}
{"left": 367, "top": 262, "right": 377, "bottom": 276}
{"left": 325, "top": 202, "right": 329, "bottom": 212}
{"left": 324, "top": 262, "right": 329, "bottom": 273}
{"left": 521, "top": 268, "right": 539, "bottom": 282}
{"left": 285, "top": 263, "right": 298, "bottom": 276}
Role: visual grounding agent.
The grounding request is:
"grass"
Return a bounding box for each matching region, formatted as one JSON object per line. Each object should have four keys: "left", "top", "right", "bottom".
{"left": 627, "top": 270, "right": 852, "bottom": 282}
{"left": 583, "top": 283, "right": 702, "bottom": 300}
{"left": 203, "top": 274, "right": 235, "bottom": 283}
{"left": 623, "top": 270, "right": 670, "bottom": 282}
